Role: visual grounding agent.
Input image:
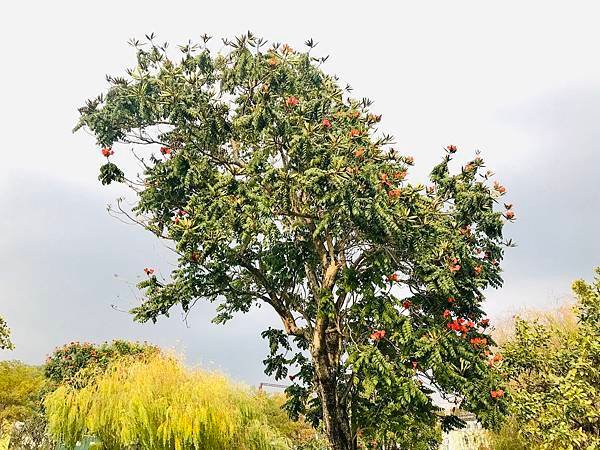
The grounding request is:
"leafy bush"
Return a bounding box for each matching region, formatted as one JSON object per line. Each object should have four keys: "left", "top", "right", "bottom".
{"left": 45, "top": 354, "right": 321, "bottom": 450}
{"left": 498, "top": 268, "right": 600, "bottom": 449}
{"left": 44, "top": 340, "right": 158, "bottom": 386}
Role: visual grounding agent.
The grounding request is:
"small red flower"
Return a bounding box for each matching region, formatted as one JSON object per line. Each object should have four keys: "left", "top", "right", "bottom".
{"left": 370, "top": 330, "right": 386, "bottom": 341}
{"left": 443, "top": 309, "right": 452, "bottom": 319}
{"left": 479, "top": 319, "right": 490, "bottom": 328}
{"left": 322, "top": 118, "right": 332, "bottom": 128}
{"left": 446, "top": 145, "right": 458, "bottom": 154}
{"left": 493, "top": 181, "right": 506, "bottom": 194}
{"left": 388, "top": 189, "right": 402, "bottom": 198}
{"left": 505, "top": 210, "right": 515, "bottom": 220}
{"left": 285, "top": 96, "right": 299, "bottom": 107}
{"left": 474, "top": 265, "right": 483, "bottom": 275}
{"left": 387, "top": 273, "right": 399, "bottom": 282}
{"left": 490, "top": 389, "right": 505, "bottom": 399}
{"left": 101, "top": 148, "right": 114, "bottom": 157}
{"left": 160, "top": 146, "right": 172, "bottom": 155}
{"left": 448, "top": 297, "right": 456, "bottom": 304}
{"left": 402, "top": 300, "right": 412, "bottom": 309}
{"left": 449, "top": 263, "right": 461, "bottom": 273}
{"left": 349, "top": 129, "right": 361, "bottom": 137}
{"left": 144, "top": 268, "right": 155, "bottom": 276}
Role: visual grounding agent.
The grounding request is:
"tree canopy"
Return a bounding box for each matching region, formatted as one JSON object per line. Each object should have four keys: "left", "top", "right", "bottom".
{"left": 76, "top": 33, "right": 514, "bottom": 449}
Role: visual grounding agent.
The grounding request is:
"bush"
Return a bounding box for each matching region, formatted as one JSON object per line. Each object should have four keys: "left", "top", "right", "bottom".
{"left": 45, "top": 354, "right": 322, "bottom": 450}
{"left": 43, "top": 340, "right": 158, "bottom": 387}
{"left": 497, "top": 268, "right": 600, "bottom": 449}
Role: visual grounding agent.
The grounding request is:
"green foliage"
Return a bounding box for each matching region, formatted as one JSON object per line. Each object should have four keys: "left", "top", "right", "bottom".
{"left": 45, "top": 354, "right": 307, "bottom": 450}
{"left": 0, "top": 316, "right": 13, "bottom": 351}
{"left": 0, "top": 362, "right": 44, "bottom": 433}
{"left": 76, "top": 33, "right": 514, "bottom": 448}
{"left": 501, "top": 268, "right": 600, "bottom": 449}
{"left": 44, "top": 340, "right": 158, "bottom": 387}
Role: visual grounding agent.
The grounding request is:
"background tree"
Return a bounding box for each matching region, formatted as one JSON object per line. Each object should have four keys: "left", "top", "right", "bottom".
{"left": 500, "top": 268, "right": 600, "bottom": 449}
{"left": 76, "top": 33, "right": 514, "bottom": 450}
{"left": 0, "top": 316, "right": 13, "bottom": 351}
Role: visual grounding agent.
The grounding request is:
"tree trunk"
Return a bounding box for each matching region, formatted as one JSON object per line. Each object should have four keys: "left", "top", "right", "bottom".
{"left": 312, "top": 325, "right": 355, "bottom": 450}
{"left": 316, "top": 373, "right": 355, "bottom": 450}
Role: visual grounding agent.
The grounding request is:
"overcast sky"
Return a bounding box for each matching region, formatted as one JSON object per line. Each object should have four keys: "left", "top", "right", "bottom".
{"left": 1, "top": 1, "right": 599, "bottom": 385}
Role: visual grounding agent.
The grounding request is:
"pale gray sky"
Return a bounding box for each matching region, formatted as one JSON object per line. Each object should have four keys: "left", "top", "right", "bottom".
{"left": 1, "top": 0, "right": 599, "bottom": 384}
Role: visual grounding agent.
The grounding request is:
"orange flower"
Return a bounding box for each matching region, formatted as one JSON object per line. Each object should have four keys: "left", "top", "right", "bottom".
{"left": 349, "top": 129, "right": 361, "bottom": 137}
{"left": 446, "top": 145, "right": 458, "bottom": 154}
{"left": 101, "top": 148, "right": 114, "bottom": 157}
{"left": 393, "top": 171, "right": 407, "bottom": 180}
{"left": 493, "top": 181, "right": 506, "bottom": 194}
{"left": 322, "top": 118, "right": 332, "bottom": 128}
{"left": 354, "top": 148, "right": 365, "bottom": 158}
{"left": 267, "top": 56, "right": 278, "bottom": 66}
{"left": 505, "top": 210, "right": 515, "bottom": 220}
{"left": 387, "top": 273, "right": 399, "bottom": 282}
{"left": 448, "top": 297, "right": 456, "bottom": 304}
{"left": 281, "top": 44, "right": 294, "bottom": 55}
{"left": 491, "top": 389, "right": 505, "bottom": 399}
{"left": 370, "top": 330, "right": 386, "bottom": 341}
{"left": 285, "top": 96, "right": 299, "bottom": 107}
{"left": 388, "top": 189, "right": 402, "bottom": 198}
{"left": 474, "top": 265, "right": 482, "bottom": 275}
{"left": 160, "top": 146, "right": 172, "bottom": 155}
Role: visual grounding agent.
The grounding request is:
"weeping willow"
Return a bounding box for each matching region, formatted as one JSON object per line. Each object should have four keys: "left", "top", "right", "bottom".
{"left": 44, "top": 355, "right": 292, "bottom": 450}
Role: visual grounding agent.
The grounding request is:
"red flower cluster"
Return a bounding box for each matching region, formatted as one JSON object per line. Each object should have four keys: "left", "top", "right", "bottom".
{"left": 490, "top": 389, "right": 505, "bottom": 399}
{"left": 446, "top": 145, "right": 458, "bottom": 154}
{"left": 443, "top": 309, "right": 452, "bottom": 318}
{"left": 370, "top": 330, "right": 386, "bottom": 341}
{"left": 160, "top": 146, "right": 172, "bottom": 155}
{"left": 322, "top": 118, "right": 332, "bottom": 128}
{"left": 402, "top": 300, "right": 412, "bottom": 309}
{"left": 493, "top": 181, "right": 506, "bottom": 194}
{"left": 101, "top": 148, "right": 114, "bottom": 157}
{"left": 388, "top": 189, "right": 402, "bottom": 199}
{"left": 387, "top": 273, "right": 399, "bottom": 282}
{"left": 285, "top": 96, "right": 299, "bottom": 107}
{"left": 489, "top": 353, "right": 503, "bottom": 366}
{"left": 449, "top": 258, "right": 461, "bottom": 273}
{"left": 470, "top": 336, "right": 488, "bottom": 347}
{"left": 144, "top": 268, "right": 155, "bottom": 276}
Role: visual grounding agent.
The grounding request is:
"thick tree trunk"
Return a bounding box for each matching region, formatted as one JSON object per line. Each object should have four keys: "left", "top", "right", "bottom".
{"left": 312, "top": 323, "right": 355, "bottom": 450}
{"left": 316, "top": 372, "right": 355, "bottom": 450}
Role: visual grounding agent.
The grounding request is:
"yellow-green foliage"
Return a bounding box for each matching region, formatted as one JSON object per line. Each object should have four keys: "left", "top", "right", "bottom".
{"left": 45, "top": 354, "right": 297, "bottom": 450}
{"left": 0, "top": 361, "right": 44, "bottom": 432}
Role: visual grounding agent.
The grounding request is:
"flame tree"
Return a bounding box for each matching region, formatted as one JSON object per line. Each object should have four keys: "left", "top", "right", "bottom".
{"left": 76, "top": 33, "right": 515, "bottom": 450}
